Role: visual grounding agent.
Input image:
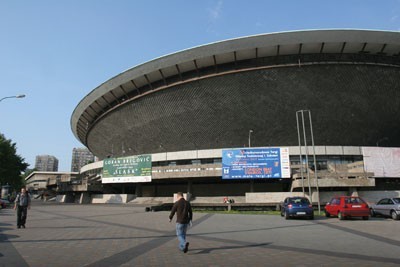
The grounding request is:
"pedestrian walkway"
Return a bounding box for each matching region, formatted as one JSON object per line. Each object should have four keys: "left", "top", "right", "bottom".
{"left": 1, "top": 200, "right": 399, "bottom": 266}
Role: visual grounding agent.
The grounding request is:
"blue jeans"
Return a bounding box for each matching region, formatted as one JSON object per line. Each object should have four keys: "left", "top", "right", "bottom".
{"left": 175, "top": 223, "right": 188, "bottom": 251}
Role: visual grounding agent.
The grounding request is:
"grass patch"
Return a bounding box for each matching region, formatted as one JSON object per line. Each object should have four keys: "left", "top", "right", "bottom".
{"left": 193, "top": 209, "right": 281, "bottom": 215}
{"left": 194, "top": 209, "right": 326, "bottom": 217}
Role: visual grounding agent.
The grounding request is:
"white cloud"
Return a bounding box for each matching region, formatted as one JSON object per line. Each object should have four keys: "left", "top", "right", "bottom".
{"left": 208, "top": 0, "right": 223, "bottom": 21}
{"left": 206, "top": 0, "right": 223, "bottom": 35}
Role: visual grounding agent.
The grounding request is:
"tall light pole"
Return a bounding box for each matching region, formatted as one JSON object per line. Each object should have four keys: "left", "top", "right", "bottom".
{"left": 306, "top": 110, "right": 321, "bottom": 214}
{"left": 248, "top": 129, "right": 254, "bottom": 193}
{"left": 248, "top": 129, "right": 253, "bottom": 147}
{"left": 296, "top": 109, "right": 321, "bottom": 214}
{"left": 0, "top": 94, "right": 26, "bottom": 102}
{"left": 296, "top": 112, "right": 305, "bottom": 197}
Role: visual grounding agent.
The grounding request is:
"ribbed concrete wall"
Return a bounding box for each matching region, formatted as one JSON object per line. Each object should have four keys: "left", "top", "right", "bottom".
{"left": 87, "top": 64, "right": 400, "bottom": 159}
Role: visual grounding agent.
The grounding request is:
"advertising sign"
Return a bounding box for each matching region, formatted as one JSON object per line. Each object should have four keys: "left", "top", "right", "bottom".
{"left": 222, "top": 148, "right": 290, "bottom": 179}
{"left": 362, "top": 147, "right": 400, "bottom": 177}
{"left": 102, "top": 155, "right": 152, "bottom": 183}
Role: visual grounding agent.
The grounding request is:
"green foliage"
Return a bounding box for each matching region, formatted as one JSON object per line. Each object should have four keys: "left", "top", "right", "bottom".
{"left": 0, "top": 133, "right": 29, "bottom": 190}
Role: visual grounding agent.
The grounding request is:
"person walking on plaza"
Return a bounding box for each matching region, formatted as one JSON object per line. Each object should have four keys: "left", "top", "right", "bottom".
{"left": 14, "top": 187, "right": 31, "bottom": 229}
{"left": 169, "top": 192, "right": 193, "bottom": 253}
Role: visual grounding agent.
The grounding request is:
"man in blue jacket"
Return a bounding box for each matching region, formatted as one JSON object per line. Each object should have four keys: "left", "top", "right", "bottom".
{"left": 169, "top": 192, "right": 193, "bottom": 253}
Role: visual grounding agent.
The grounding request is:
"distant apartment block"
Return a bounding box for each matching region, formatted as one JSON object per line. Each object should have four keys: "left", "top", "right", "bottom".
{"left": 71, "top": 147, "right": 95, "bottom": 172}
{"left": 35, "top": 155, "right": 59, "bottom": 172}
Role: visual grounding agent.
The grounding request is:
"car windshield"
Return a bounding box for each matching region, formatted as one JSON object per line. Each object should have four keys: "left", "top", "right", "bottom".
{"left": 393, "top": 198, "right": 400, "bottom": 204}
{"left": 290, "top": 198, "right": 310, "bottom": 204}
{"left": 345, "top": 197, "right": 365, "bottom": 204}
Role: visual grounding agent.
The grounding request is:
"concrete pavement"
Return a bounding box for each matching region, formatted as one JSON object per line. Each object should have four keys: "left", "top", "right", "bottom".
{"left": 1, "top": 200, "right": 399, "bottom": 266}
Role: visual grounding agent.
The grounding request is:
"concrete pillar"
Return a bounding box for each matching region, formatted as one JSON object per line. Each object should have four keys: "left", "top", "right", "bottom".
{"left": 65, "top": 193, "right": 75, "bottom": 203}
{"left": 80, "top": 192, "right": 91, "bottom": 204}
{"left": 135, "top": 184, "right": 142, "bottom": 197}
{"left": 187, "top": 180, "right": 193, "bottom": 201}
{"left": 187, "top": 180, "right": 192, "bottom": 194}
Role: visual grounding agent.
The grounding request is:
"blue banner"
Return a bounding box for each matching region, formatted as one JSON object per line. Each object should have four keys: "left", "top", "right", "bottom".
{"left": 222, "top": 148, "right": 290, "bottom": 179}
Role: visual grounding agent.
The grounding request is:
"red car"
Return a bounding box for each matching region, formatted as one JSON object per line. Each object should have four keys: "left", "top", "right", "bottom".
{"left": 325, "top": 196, "right": 370, "bottom": 220}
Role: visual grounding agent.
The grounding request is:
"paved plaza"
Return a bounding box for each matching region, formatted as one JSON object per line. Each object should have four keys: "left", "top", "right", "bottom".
{"left": 1, "top": 200, "right": 399, "bottom": 267}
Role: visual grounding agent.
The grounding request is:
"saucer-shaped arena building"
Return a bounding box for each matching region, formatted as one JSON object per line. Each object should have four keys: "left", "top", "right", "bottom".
{"left": 71, "top": 29, "right": 400, "bottom": 200}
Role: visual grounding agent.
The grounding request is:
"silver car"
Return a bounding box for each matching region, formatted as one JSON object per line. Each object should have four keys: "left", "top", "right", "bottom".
{"left": 370, "top": 198, "right": 400, "bottom": 220}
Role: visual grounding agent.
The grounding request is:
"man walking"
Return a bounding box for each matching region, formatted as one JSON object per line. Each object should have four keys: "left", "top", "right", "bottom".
{"left": 14, "top": 187, "right": 31, "bottom": 229}
{"left": 169, "top": 192, "right": 193, "bottom": 253}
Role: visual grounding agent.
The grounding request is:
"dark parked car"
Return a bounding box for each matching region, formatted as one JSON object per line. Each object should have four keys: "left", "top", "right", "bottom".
{"left": 370, "top": 198, "right": 400, "bottom": 220}
{"left": 0, "top": 199, "right": 10, "bottom": 209}
{"left": 325, "top": 196, "right": 370, "bottom": 220}
{"left": 280, "top": 197, "right": 314, "bottom": 220}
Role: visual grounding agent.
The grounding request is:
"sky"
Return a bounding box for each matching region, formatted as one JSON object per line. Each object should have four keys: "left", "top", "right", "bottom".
{"left": 0, "top": 0, "right": 399, "bottom": 172}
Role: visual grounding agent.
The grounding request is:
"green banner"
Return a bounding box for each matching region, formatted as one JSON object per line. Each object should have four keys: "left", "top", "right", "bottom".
{"left": 102, "top": 155, "right": 152, "bottom": 183}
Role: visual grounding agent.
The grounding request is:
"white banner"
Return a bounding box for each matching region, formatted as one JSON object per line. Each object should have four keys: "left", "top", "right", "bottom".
{"left": 362, "top": 147, "right": 400, "bottom": 177}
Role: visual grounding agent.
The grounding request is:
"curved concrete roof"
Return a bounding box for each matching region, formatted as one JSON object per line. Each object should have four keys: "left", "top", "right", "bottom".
{"left": 71, "top": 29, "right": 400, "bottom": 147}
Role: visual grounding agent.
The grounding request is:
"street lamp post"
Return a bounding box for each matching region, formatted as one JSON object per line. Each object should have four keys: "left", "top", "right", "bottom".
{"left": 0, "top": 94, "right": 26, "bottom": 102}
{"left": 248, "top": 129, "right": 253, "bottom": 147}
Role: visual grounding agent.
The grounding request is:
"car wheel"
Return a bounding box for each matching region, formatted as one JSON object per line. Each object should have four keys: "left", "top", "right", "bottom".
{"left": 338, "top": 211, "right": 344, "bottom": 220}
{"left": 280, "top": 210, "right": 284, "bottom": 217}
{"left": 325, "top": 210, "right": 330, "bottom": 217}
{"left": 370, "top": 209, "right": 376, "bottom": 217}
{"left": 391, "top": 211, "right": 400, "bottom": 220}
{"left": 362, "top": 216, "right": 369, "bottom": 220}
{"left": 284, "top": 211, "right": 290, "bottom": 220}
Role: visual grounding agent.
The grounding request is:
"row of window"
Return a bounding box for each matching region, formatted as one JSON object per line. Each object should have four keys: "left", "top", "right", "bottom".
{"left": 152, "top": 167, "right": 222, "bottom": 173}
{"left": 152, "top": 156, "right": 362, "bottom": 168}
{"left": 81, "top": 156, "right": 364, "bottom": 178}
{"left": 152, "top": 158, "right": 222, "bottom": 167}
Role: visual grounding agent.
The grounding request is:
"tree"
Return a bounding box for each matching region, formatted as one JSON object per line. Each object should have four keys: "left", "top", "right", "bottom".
{"left": 0, "top": 133, "right": 28, "bottom": 190}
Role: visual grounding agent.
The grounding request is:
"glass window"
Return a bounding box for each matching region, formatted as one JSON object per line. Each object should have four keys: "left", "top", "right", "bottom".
{"left": 213, "top": 158, "right": 222, "bottom": 164}
{"left": 289, "top": 198, "right": 310, "bottom": 204}
{"left": 345, "top": 197, "right": 364, "bottom": 204}
{"left": 377, "top": 199, "right": 387, "bottom": 205}
{"left": 191, "top": 159, "right": 201, "bottom": 165}
{"left": 300, "top": 198, "right": 310, "bottom": 204}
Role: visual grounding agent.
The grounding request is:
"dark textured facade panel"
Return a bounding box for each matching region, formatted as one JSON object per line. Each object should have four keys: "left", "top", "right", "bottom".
{"left": 86, "top": 64, "right": 400, "bottom": 159}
